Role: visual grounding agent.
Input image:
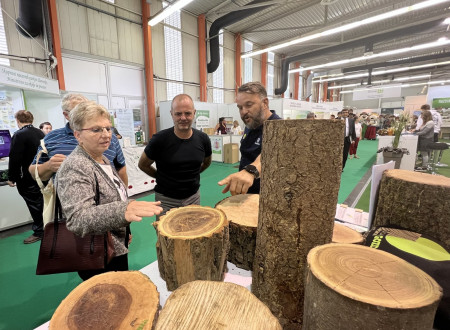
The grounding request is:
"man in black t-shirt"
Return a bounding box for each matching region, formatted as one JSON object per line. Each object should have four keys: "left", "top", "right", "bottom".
{"left": 138, "top": 94, "right": 212, "bottom": 217}
{"left": 218, "top": 82, "right": 281, "bottom": 195}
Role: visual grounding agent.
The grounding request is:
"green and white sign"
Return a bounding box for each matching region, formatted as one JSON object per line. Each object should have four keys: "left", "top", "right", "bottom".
{"left": 196, "top": 110, "right": 210, "bottom": 129}
{"left": 432, "top": 97, "right": 450, "bottom": 109}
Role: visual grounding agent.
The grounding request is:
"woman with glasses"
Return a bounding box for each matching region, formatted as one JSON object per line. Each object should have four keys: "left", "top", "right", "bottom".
{"left": 56, "top": 101, "right": 163, "bottom": 280}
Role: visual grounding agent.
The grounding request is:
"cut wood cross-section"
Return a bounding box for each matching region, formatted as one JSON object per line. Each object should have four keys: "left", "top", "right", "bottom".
{"left": 155, "top": 205, "right": 229, "bottom": 291}
{"left": 155, "top": 280, "right": 282, "bottom": 330}
{"left": 303, "top": 243, "right": 442, "bottom": 330}
{"left": 216, "top": 194, "right": 259, "bottom": 270}
{"left": 50, "top": 271, "right": 159, "bottom": 330}
{"left": 332, "top": 223, "right": 364, "bottom": 244}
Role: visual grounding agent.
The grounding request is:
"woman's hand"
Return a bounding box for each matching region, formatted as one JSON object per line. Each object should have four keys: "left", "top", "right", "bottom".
{"left": 125, "top": 201, "right": 163, "bottom": 222}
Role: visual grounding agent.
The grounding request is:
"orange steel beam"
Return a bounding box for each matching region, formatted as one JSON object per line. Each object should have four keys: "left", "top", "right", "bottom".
{"left": 261, "top": 52, "right": 267, "bottom": 87}
{"left": 235, "top": 33, "right": 242, "bottom": 95}
{"left": 142, "top": 0, "right": 156, "bottom": 137}
{"left": 47, "top": 0, "right": 65, "bottom": 90}
{"left": 323, "top": 81, "right": 328, "bottom": 102}
{"left": 293, "top": 62, "right": 300, "bottom": 100}
{"left": 198, "top": 15, "right": 207, "bottom": 101}
{"left": 306, "top": 70, "right": 311, "bottom": 101}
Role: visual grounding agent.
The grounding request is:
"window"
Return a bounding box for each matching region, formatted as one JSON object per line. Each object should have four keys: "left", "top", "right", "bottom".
{"left": 244, "top": 40, "right": 253, "bottom": 83}
{"left": 163, "top": 3, "right": 183, "bottom": 100}
{"left": 0, "top": 2, "right": 10, "bottom": 66}
{"left": 212, "top": 30, "right": 224, "bottom": 103}
{"left": 267, "top": 52, "right": 274, "bottom": 98}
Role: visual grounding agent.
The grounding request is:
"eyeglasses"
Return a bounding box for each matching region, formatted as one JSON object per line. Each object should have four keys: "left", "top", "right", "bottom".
{"left": 80, "top": 126, "right": 113, "bottom": 134}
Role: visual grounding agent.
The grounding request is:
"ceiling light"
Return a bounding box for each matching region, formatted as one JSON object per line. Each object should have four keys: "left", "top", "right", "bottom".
{"left": 444, "top": 17, "right": 450, "bottom": 24}
{"left": 290, "top": 38, "right": 450, "bottom": 73}
{"left": 328, "top": 82, "right": 368, "bottom": 89}
{"left": 241, "top": 0, "right": 450, "bottom": 58}
{"left": 339, "top": 90, "right": 353, "bottom": 94}
{"left": 148, "top": 0, "right": 194, "bottom": 26}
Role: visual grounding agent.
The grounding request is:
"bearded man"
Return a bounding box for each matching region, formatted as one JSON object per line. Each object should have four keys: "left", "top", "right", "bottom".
{"left": 218, "top": 82, "right": 281, "bottom": 195}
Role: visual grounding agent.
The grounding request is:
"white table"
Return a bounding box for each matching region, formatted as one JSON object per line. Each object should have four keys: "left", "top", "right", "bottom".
{"left": 376, "top": 135, "right": 418, "bottom": 171}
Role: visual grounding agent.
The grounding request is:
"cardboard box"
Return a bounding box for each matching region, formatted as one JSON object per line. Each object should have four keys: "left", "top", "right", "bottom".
{"left": 224, "top": 143, "right": 239, "bottom": 164}
{"left": 203, "top": 127, "right": 215, "bottom": 135}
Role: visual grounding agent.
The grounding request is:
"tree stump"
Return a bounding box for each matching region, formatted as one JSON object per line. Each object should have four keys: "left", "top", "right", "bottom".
{"left": 50, "top": 271, "right": 159, "bottom": 330}
{"left": 155, "top": 205, "right": 229, "bottom": 291}
{"left": 373, "top": 169, "right": 450, "bottom": 251}
{"left": 215, "top": 194, "right": 259, "bottom": 270}
{"left": 252, "top": 119, "right": 345, "bottom": 329}
{"left": 155, "top": 280, "right": 281, "bottom": 329}
{"left": 332, "top": 223, "right": 364, "bottom": 244}
{"left": 303, "top": 243, "right": 442, "bottom": 330}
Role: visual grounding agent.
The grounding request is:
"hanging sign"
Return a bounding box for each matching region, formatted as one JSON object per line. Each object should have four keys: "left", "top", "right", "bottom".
{"left": 0, "top": 65, "right": 59, "bottom": 95}
{"left": 195, "top": 110, "right": 210, "bottom": 129}
{"left": 353, "top": 85, "right": 401, "bottom": 101}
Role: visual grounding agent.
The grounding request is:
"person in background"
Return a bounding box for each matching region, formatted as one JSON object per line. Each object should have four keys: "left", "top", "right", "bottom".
{"left": 430, "top": 107, "right": 442, "bottom": 142}
{"left": 349, "top": 116, "right": 362, "bottom": 159}
{"left": 218, "top": 82, "right": 281, "bottom": 195}
{"left": 231, "top": 120, "right": 242, "bottom": 135}
{"left": 307, "top": 112, "right": 315, "bottom": 119}
{"left": 215, "top": 117, "right": 227, "bottom": 135}
{"left": 415, "top": 104, "right": 430, "bottom": 131}
{"left": 29, "top": 93, "right": 128, "bottom": 186}
{"left": 7, "top": 111, "right": 44, "bottom": 244}
{"left": 138, "top": 94, "right": 212, "bottom": 218}
{"left": 412, "top": 110, "right": 434, "bottom": 170}
{"left": 56, "top": 101, "right": 162, "bottom": 281}
{"left": 39, "top": 122, "right": 52, "bottom": 135}
{"left": 112, "top": 127, "right": 122, "bottom": 139}
{"left": 341, "top": 108, "right": 356, "bottom": 170}
{"left": 330, "top": 114, "right": 336, "bottom": 120}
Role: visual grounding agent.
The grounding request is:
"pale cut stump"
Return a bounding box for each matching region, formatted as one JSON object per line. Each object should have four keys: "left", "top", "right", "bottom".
{"left": 50, "top": 271, "right": 159, "bottom": 330}
{"left": 252, "top": 119, "right": 345, "bottom": 329}
{"left": 332, "top": 223, "right": 364, "bottom": 244}
{"left": 215, "top": 194, "right": 259, "bottom": 270}
{"left": 303, "top": 243, "right": 442, "bottom": 330}
{"left": 372, "top": 169, "right": 450, "bottom": 251}
{"left": 155, "top": 280, "right": 281, "bottom": 330}
{"left": 155, "top": 205, "right": 229, "bottom": 291}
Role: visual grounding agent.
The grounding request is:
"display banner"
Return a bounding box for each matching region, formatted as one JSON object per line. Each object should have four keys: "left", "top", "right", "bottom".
{"left": 432, "top": 97, "right": 450, "bottom": 108}
{"left": 109, "top": 109, "right": 135, "bottom": 145}
{"left": 0, "top": 65, "right": 59, "bottom": 95}
{"left": 353, "top": 85, "right": 401, "bottom": 101}
{"left": 195, "top": 110, "right": 210, "bottom": 129}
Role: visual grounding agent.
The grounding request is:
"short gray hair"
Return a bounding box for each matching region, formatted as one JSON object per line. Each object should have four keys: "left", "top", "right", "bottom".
{"left": 171, "top": 94, "right": 194, "bottom": 111}
{"left": 69, "top": 101, "right": 110, "bottom": 131}
{"left": 237, "top": 82, "right": 267, "bottom": 99}
{"left": 62, "top": 93, "right": 89, "bottom": 113}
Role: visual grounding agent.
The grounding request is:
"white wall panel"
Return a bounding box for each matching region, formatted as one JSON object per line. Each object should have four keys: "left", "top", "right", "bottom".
{"left": 57, "top": 0, "right": 90, "bottom": 54}
{"left": 181, "top": 12, "right": 199, "bottom": 100}
{"left": 62, "top": 56, "right": 107, "bottom": 94}
{"left": 109, "top": 65, "right": 144, "bottom": 97}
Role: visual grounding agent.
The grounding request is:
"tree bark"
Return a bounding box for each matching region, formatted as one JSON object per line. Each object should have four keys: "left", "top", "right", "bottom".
{"left": 155, "top": 205, "right": 229, "bottom": 291}
{"left": 215, "top": 194, "right": 259, "bottom": 270}
{"left": 332, "top": 223, "right": 364, "bottom": 244}
{"left": 303, "top": 243, "right": 442, "bottom": 330}
{"left": 50, "top": 271, "right": 159, "bottom": 330}
{"left": 373, "top": 169, "right": 450, "bottom": 251}
{"left": 252, "top": 119, "right": 345, "bottom": 329}
{"left": 155, "top": 280, "right": 282, "bottom": 330}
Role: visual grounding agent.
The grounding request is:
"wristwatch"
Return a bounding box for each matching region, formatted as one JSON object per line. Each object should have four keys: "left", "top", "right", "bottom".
{"left": 244, "top": 164, "right": 260, "bottom": 179}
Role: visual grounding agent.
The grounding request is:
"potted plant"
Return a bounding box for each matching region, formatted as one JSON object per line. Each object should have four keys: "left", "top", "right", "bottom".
{"left": 377, "top": 112, "right": 410, "bottom": 169}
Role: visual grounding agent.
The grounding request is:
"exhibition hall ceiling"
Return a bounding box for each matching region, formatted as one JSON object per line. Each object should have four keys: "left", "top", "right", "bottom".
{"left": 183, "top": 0, "right": 450, "bottom": 81}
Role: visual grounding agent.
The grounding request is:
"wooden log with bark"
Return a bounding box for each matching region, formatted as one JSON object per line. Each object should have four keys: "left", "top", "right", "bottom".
{"left": 372, "top": 169, "right": 450, "bottom": 251}
{"left": 332, "top": 223, "right": 364, "bottom": 244}
{"left": 50, "top": 271, "right": 159, "bottom": 330}
{"left": 303, "top": 243, "right": 442, "bottom": 330}
{"left": 215, "top": 194, "right": 259, "bottom": 270}
{"left": 252, "top": 119, "right": 345, "bottom": 329}
{"left": 155, "top": 205, "right": 229, "bottom": 291}
{"left": 155, "top": 280, "right": 281, "bottom": 330}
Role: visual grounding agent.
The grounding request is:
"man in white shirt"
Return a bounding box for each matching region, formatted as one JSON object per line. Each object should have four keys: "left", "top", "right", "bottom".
{"left": 431, "top": 107, "right": 443, "bottom": 142}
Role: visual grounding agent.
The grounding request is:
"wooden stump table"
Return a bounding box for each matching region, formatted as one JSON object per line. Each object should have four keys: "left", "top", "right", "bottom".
{"left": 155, "top": 205, "right": 229, "bottom": 291}
{"left": 215, "top": 194, "right": 259, "bottom": 270}
{"left": 50, "top": 271, "right": 159, "bottom": 329}
{"left": 332, "top": 223, "right": 364, "bottom": 244}
{"left": 155, "top": 280, "right": 281, "bottom": 329}
{"left": 303, "top": 243, "right": 443, "bottom": 330}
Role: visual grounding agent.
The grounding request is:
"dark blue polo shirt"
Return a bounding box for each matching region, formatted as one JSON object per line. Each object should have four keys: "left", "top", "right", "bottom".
{"left": 239, "top": 110, "right": 281, "bottom": 194}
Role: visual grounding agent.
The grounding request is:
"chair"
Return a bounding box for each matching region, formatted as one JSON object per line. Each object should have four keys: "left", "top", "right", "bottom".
{"left": 427, "top": 142, "right": 449, "bottom": 175}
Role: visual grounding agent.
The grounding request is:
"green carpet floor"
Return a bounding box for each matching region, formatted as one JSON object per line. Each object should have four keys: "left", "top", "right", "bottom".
{"left": 0, "top": 140, "right": 378, "bottom": 329}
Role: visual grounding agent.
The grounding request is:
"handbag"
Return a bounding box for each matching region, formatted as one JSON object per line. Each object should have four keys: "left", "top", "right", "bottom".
{"left": 36, "top": 175, "right": 115, "bottom": 275}
{"left": 35, "top": 139, "right": 56, "bottom": 226}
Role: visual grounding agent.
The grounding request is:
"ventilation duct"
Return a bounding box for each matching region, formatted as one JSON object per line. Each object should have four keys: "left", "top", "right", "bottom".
{"left": 207, "top": 0, "right": 272, "bottom": 73}
{"left": 275, "top": 19, "right": 444, "bottom": 95}
{"left": 16, "top": 0, "right": 43, "bottom": 38}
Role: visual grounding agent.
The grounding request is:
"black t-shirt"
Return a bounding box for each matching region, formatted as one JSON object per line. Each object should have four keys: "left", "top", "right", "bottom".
{"left": 239, "top": 110, "right": 281, "bottom": 194}
{"left": 144, "top": 127, "right": 212, "bottom": 199}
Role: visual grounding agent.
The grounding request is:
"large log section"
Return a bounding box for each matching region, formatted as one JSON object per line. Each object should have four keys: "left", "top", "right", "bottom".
{"left": 50, "top": 271, "right": 159, "bottom": 329}
{"left": 372, "top": 170, "right": 450, "bottom": 251}
{"left": 303, "top": 244, "right": 442, "bottom": 330}
{"left": 252, "top": 119, "right": 345, "bottom": 329}
{"left": 155, "top": 281, "right": 282, "bottom": 329}
{"left": 155, "top": 205, "right": 229, "bottom": 291}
